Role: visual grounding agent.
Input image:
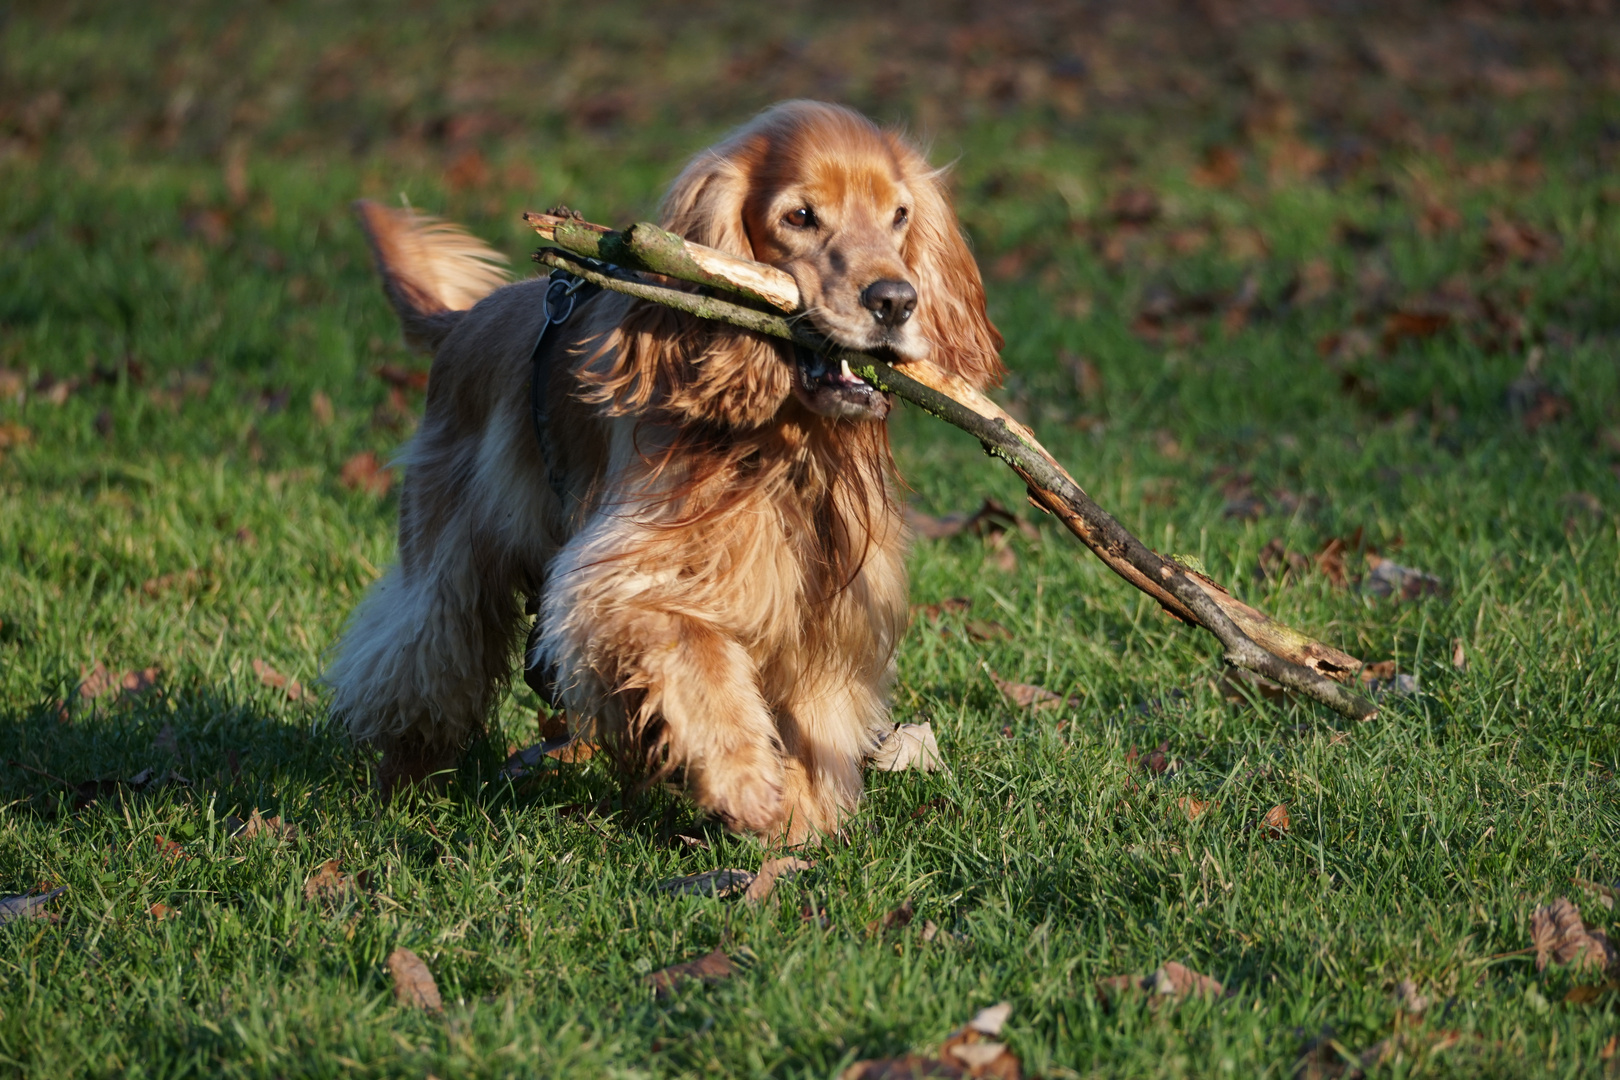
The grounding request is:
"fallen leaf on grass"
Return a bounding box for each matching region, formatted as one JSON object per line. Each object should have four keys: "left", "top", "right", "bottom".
{"left": 913, "top": 597, "right": 971, "bottom": 621}
{"left": 1261, "top": 804, "right": 1291, "bottom": 838}
{"left": 252, "top": 659, "right": 304, "bottom": 701}
{"left": 1098, "top": 961, "right": 1227, "bottom": 1005}
{"left": 743, "top": 857, "right": 812, "bottom": 907}
{"left": 1484, "top": 217, "right": 1559, "bottom": 266}
{"left": 0, "top": 421, "right": 33, "bottom": 455}
{"left": 1220, "top": 667, "right": 1287, "bottom": 704}
{"left": 645, "top": 947, "right": 733, "bottom": 998}
{"left": 1562, "top": 982, "right": 1617, "bottom": 1005}
{"left": 0, "top": 887, "right": 65, "bottom": 925}
{"left": 1257, "top": 538, "right": 1309, "bottom": 582}
{"left": 501, "top": 734, "right": 598, "bottom": 778}
{"left": 1505, "top": 367, "right": 1572, "bottom": 433}
{"left": 869, "top": 723, "right": 943, "bottom": 772}
{"left": 148, "top": 902, "right": 177, "bottom": 920}
{"left": 907, "top": 498, "right": 1038, "bottom": 543}
{"left": 1530, "top": 897, "right": 1618, "bottom": 976}
{"left": 141, "top": 568, "right": 206, "bottom": 598}
{"left": 310, "top": 390, "right": 335, "bottom": 427}
{"left": 1358, "top": 660, "right": 1419, "bottom": 698}
{"left": 1395, "top": 978, "right": 1428, "bottom": 1015}
{"left": 387, "top": 947, "right": 442, "bottom": 1011}
{"left": 79, "top": 663, "right": 161, "bottom": 703}
{"left": 1126, "top": 740, "right": 1177, "bottom": 777}
{"left": 843, "top": 1001, "right": 1020, "bottom": 1080}
{"left": 1452, "top": 638, "right": 1468, "bottom": 671}
{"left": 867, "top": 900, "right": 915, "bottom": 936}
{"left": 1363, "top": 555, "right": 1445, "bottom": 600}
{"left": 1176, "top": 796, "right": 1213, "bottom": 821}
{"left": 154, "top": 835, "right": 188, "bottom": 861}
{"left": 225, "top": 808, "right": 299, "bottom": 841}
{"left": 987, "top": 670, "right": 1079, "bottom": 713}
{"left": 339, "top": 450, "right": 393, "bottom": 496}
{"left": 656, "top": 868, "right": 755, "bottom": 899}
{"left": 304, "top": 859, "right": 365, "bottom": 904}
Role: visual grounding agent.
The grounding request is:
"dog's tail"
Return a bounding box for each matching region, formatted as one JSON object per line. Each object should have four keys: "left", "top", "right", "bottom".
{"left": 353, "top": 200, "right": 510, "bottom": 353}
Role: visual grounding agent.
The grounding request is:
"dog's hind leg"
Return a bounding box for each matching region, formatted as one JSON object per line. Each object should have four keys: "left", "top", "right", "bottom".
{"left": 325, "top": 422, "right": 542, "bottom": 795}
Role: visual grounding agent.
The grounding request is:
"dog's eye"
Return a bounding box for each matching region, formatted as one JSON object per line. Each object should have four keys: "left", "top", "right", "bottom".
{"left": 783, "top": 206, "right": 816, "bottom": 229}
{"left": 893, "top": 206, "right": 909, "bottom": 227}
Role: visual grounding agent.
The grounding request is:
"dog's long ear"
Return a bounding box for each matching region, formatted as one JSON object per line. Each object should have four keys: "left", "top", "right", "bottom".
{"left": 658, "top": 150, "right": 756, "bottom": 259}
{"left": 893, "top": 147, "right": 1005, "bottom": 390}
{"left": 577, "top": 144, "right": 794, "bottom": 428}
{"left": 353, "top": 200, "right": 510, "bottom": 353}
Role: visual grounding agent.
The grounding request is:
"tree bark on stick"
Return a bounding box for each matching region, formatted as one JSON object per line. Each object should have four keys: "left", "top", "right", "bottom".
{"left": 528, "top": 215, "right": 1380, "bottom": 722}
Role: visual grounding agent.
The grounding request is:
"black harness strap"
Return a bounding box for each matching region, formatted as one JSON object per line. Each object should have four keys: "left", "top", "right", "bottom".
{"left": 524, "top": 268, "right": 599, "bottom": 707}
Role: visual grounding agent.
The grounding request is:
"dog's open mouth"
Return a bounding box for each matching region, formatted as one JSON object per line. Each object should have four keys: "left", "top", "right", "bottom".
{"left": 792, "top": 346, "right": 891, "bottom": 421}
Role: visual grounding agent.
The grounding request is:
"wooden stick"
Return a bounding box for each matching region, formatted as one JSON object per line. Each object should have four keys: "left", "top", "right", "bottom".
{"left": 529, "top": 219, "right": 1379, "bottom": 721}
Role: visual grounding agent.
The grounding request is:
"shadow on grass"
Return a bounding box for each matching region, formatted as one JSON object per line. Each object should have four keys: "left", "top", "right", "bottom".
{"left": 0, "top": 684, "right": 715, "bottom": 846}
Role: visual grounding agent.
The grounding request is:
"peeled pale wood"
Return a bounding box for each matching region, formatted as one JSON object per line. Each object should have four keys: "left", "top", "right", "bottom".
{"left": 524, "top": 211, "right": 800, "bottom": 312}
{"left": 526, "top": 216, "right": 1378, "bottom": 721}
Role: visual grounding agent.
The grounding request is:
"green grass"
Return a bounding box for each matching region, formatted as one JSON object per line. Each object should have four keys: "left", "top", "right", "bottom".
{"left": 3, "top": 2, "right": 1620, "bottom": 1077}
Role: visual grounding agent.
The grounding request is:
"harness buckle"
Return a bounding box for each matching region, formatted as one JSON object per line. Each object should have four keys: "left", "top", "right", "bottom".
{"left": 544, "top": 275, "right": 579, "bottom": 326}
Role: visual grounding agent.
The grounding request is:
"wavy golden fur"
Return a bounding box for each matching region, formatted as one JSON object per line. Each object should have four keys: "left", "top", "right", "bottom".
{"left": 327, "top": 101, "right": 1003, "bottom": 843}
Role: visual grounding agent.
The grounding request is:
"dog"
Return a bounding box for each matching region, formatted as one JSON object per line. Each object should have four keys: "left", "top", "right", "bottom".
{"left": 327, "top": 101, "right": 1003, "bottom": 844}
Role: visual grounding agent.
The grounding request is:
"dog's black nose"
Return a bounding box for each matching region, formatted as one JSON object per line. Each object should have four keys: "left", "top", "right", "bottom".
{"left": 860, "top": 279, "right": 917, "bottom": 328}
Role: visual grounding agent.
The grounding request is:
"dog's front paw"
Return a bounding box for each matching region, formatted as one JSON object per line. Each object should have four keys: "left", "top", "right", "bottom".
{"left": 698, "top": 755, "right": 785, "bottom": 836}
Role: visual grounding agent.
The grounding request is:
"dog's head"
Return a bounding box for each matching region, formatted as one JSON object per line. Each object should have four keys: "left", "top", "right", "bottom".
{"left": 585, "top": 102, "right": 1003, "bottom": 429}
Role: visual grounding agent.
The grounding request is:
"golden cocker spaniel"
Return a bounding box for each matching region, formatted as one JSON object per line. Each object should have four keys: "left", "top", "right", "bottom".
{"left": 328, "top": 101, "right": 1003, "bottom": 844}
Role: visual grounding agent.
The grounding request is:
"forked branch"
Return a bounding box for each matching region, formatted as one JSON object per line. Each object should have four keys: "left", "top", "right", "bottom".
{"left": 525, "top": 211, "right": 1379, "bottom": 721}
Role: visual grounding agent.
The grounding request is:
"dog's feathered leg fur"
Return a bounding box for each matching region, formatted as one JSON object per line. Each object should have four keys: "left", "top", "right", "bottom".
{"left": 327, "top": 200, "right": 523, "bottom": 794}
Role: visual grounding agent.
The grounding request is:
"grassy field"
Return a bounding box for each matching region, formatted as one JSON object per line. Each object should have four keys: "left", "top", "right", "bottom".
{"left": 3, "top": 2, "right": 1619, "bottom": 1076}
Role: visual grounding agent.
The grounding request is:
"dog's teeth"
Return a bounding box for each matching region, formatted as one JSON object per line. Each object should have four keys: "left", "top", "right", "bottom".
{"left": 840, "top": 357, "right": 854, "bottom": 380}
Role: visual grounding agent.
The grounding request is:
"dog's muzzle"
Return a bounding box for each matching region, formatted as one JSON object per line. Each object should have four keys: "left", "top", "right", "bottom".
{"left": 792, "top": 346, "right": 891, "bottom": 421}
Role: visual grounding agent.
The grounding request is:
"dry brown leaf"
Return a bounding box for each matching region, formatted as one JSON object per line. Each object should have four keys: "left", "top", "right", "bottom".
{"left": 148, "top": 902, "right": 177, "bottom": 920}
{"left": 1531, "top": 897, "right": 1618, "bottom": 975}
{"left": 867, "top": 900, "right": 916, "bottom": 936}
{"left": 310, "top": 390, "right": 335, "bottom": 426}
{"left": 906, "top": 499, "right": 1037, "bottom": 543}
{"left": 645, "top": 947, "right": 734, "bottom": 998}
{"left": 1176, "top": 796, "right": 1213, "bottom": 822}
{"left": 226, "top": 808, "right": 299, "bottom": 841}
{"left": 1395, "top": 978, "right": 1429, "bottom": 1015}
{"left": 1451, "top": 638, "right": 1468, "bottom": 671}
{"left": 1098, "top": 961, "right": 1227, "bottom": 1006}
{"left": 869, "top": 723, "right": 943, "bottom": 772}
{"left": 1261, "top": 804, "right": 1291, "bottom": 838}
{"left": 1562, "top": 982, "right": 1616, "bottom": 1005}
{"left": 1192, "top": 144, "right": 1242, "bottom": 188}
{"left": 914, "top": 597, "right": 972, "bottom": 621}
{"left": 252, "top": 659, "right": 305, "bottom": 701}
{"left": 154, "top": 834, "right": 188, "bottom": 861}
{"left": 0, "top": 421, "right": 33, "bottom": 452}
{"left": 843, "top": 1001, "right": 1020, "bottom": 1080}
{"left": 340, "top": 450, "right": 393, "bottom": 496}
{"left": 1363, "top": 555, "right": 1445, "bottom": 601}
{"left": 988, "top": 671, "right": 1076, "bottom": 712}
{"left": 304, "top": 859, "right": 363, "bottom": 904}
{"left": 387, "top": 947, "right": 443, "bottom": 1011}
{"left": 1126, "top": 740, "right": 1176, "bottom": 777}
{"left": 743, "top": 856, "right": 812, "bottom": 907}
{"left": 656, "top": 869, "right": 755, "bottom": 899}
